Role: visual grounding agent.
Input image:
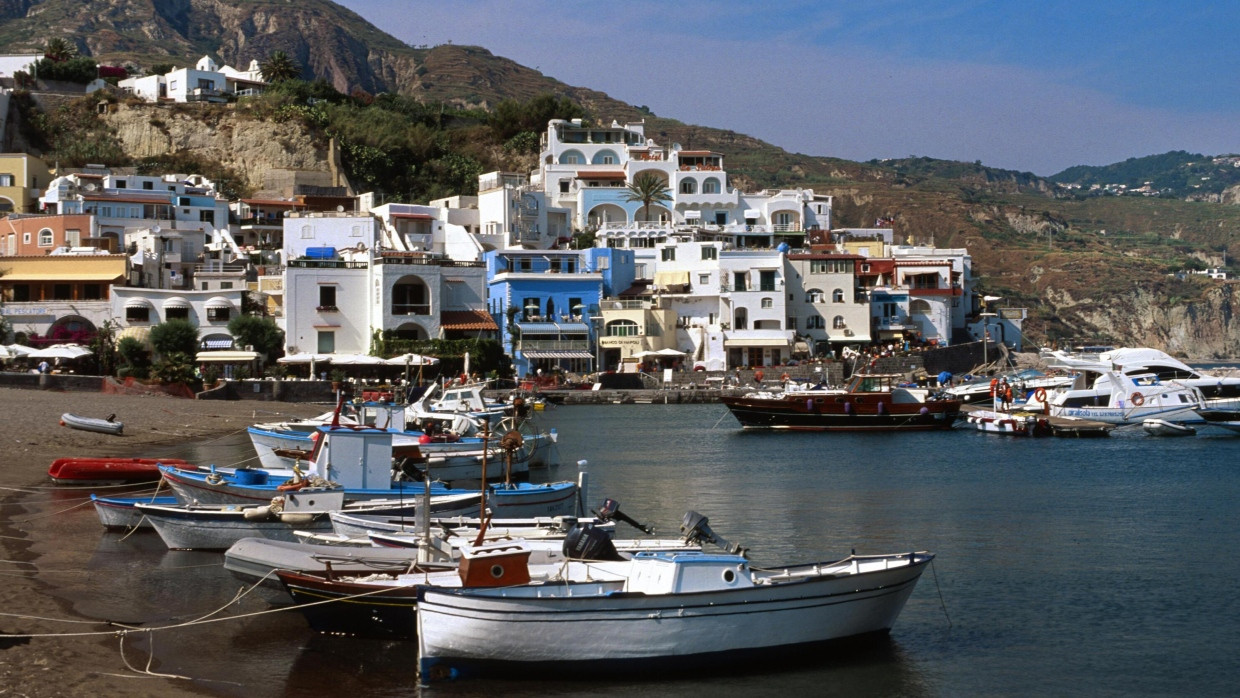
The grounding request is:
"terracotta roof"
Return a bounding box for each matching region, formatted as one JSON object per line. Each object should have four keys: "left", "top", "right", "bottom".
{"left": 677, "top": 150, "right": 718, "bottom": 157}
{"left": 390, "top": 213, "right": 434, "bottom": 220}
{"left": 440, "top": 310, "right": 498, "bottom": 331}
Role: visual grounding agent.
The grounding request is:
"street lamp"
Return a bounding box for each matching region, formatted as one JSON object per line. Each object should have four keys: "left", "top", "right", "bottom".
{"left": 980, "top": 312, "right": 997, "bottom": 364}
{"left": 589, "top": 315, "right": 602, "bottom": 376}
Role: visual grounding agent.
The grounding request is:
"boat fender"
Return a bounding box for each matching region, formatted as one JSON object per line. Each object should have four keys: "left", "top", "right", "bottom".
{"left": 242, "top": 505, "right": 271, "bottom": 521}
{"left": 1131, "top": 392, "right": 1145, "bottom": 406}
{"left": 806, "top": 398, "right": 814, "bottom": 411}
{"left": 59, "top": 419, "right": 65, "bottom": 426}
{"left": 279, "top": 512, "right": 316, "bottom": 525}
{"left": 844, "top": 402, "right": 852, "bottom": 415}
{"left": 877, "top": 402, "right": 885, "bottom": 414}
{"left": 920, "top": 406, "right": 929, "bottom": 415}
{"left": 1034, "top": 387, "right": 1048, "bottom": 402}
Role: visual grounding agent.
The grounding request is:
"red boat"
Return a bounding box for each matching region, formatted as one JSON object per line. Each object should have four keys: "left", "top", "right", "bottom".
{"left": 47, "top": 457, "right": 196, "bottom": 485}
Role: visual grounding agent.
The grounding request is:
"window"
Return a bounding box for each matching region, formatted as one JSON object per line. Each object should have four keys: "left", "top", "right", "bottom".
{"left": 733, "top": 271, "right": 747, "bottom": 292}
{"left": 82, "top": 284, "right": 102, "bottom": 300}
{"left": 317, "top": 330, "right": 335, "bottom": 354}
{"left": 606, "top": 319, "right": 640, "bottom": 337}
{"left": 759, "top": 270, "right": 776, "bottom": 292}
{"left": 701, "top": 246, "right": 717, "bottom": 260}
{"left": 559, "top": 180, "right": 569, "bottom": 193}
{"left": 568, "top": 297, "right": 582, "bottom": 318}
{"left": 806, "top": 289, "right": 825, "bottom": 303}
{"left": 0, "top": 174, "right": 12, "bottom": 186}
{"left": 833, "top": 289, "right": 845, "bottom": 303}
{"left": 679, "top": 179, "right": 697, "bottom": 194}
{"left": 301, "top": 225, "right": 314, "bottom": 239}
{"left": 66, "top": 229, "right": 80, "bottom": 246}
{"left": 143, "top": 181, "right": 153, "bottom": 190}
{"left": 126, "top": 306, "right": 150, "bottom": 322}
{"left": 810, "top": 260, "right": 830, "bottom": 274}
{"left": 202, "top": 282, "right": 209, "bottom": 290}
{"left": 22, "top": 233, "right": 30, "bottom": 244}
{"left": 350, "top": 226, "right": 362, "bottom": 237}
{"left": 318, "top": 285, "right": 337, "bottom": 310}
{"left": 807, "top": 316, "right": 824, "bottom": 329}
{"left": 220, "top": 282, "right": 233, "bottom": 290}
{"left": 661, "top": 248, "right": 676, "bottom": 261}
{"left": 703, "top": 177, "right": 721, "bottom": 194}
{"left": 699, "top": 273, "right": 710, "bottom": 285}
{"left": 761, "top": 297, "right": 773, "bottom": 309}
{"left": 115, "top": 180, "right": 127, "bottom": 188}
{"left": 200, "top": 210, "right": 214, "bottom": 224}
{"left": 166, "top": 306, "right": 189, "bottom": 320}
{"left": 38, "top": 229, "right": 53, "bottom": 247}
{"left": 207, "top": 306, "right": 231, "bottom": 322}
{"left": 833, "top": 316, "right": 847, "bottom": 329}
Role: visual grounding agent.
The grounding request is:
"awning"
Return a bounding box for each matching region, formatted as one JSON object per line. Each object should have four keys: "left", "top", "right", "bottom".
{"left": 163, "top": 296, "right": 191, "bottom": 310}
{"left": 116, "top": 326, "right": 151, "bottom": 347}
{"left": 195, "top": 350, "right": 259, "bottom": 362}
{"left": 124, "top": 297, "right": 154, "bottom": 309}
{"left": 723, "top": 337, "right": 790, "bottom": 348}
{"left": 517, "top": 322, "right": 589, "bottom": 334}
{"left": 201, "top": 338, "right": 234, "bottom": 350}
{"left": 1, "top": 271, "right": 123, "bottom": 281}
{"left": 743, "top": 209, "right": 761, "bottom": 219}
{"left": 204, "top": 296, "right": 233, "bottom": 309}
{"left": 522, "top": 350, "right": 594, "bottom": 359}
{"left": 653, "top": 270, "right": 690, "bottom": 287}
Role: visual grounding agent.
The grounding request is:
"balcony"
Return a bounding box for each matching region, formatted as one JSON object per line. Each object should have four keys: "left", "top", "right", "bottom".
{"left": 391, "top": 303, "right": 430, "bottom": 316}
{"left": 288, "top": 259, "right": 368, "bottom": 269}
{"left": 519, "top": 339, "right": 590, "bottom": 352}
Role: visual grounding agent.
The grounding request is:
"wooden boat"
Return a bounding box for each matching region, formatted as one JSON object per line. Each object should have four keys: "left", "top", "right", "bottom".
{"left": 1141, "top": 418, "right": 1197, "bottom": 437}
{"left": 48, "top": 456, "right": 194, "bottom": 485}
{"left": 90, "top": 494, "right": 179, "bottom": 528}
{"left": 964, "top": 409, "right": 1052, "bottom": 437}
{"left": 416, "top": 511, "right": 932, "bottom": 680}
{"left": 720, "top": 373, "right": 961, "bottom": 431}
{"left": 59, "top": 412, "right": 123, "bottom": 436}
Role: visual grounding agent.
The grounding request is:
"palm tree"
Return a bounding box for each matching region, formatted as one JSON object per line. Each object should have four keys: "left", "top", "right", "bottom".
{"left": 43, "top": 37, "right": 77, "bottom": 62}
{"left": 261, "top": 50, "right": 300, "bottom": 83}
{"left": 624, "top": 172, "right": 672, "bottom": 223}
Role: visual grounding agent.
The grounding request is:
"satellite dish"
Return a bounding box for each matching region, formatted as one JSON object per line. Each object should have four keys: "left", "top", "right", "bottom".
{"left": 151, "top": 225, "right": 161, "bottom": 234}
{"left": 336, "top": 205, "right": 344, "bottom": 212}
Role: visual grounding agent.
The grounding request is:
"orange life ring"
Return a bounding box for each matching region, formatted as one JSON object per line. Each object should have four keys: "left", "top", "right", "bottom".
{"left": 1033, "top": 387, "right": 1048, "bottom": 402}
{"left": 1131, "top": 392, "right": 1145, "bottom": 406}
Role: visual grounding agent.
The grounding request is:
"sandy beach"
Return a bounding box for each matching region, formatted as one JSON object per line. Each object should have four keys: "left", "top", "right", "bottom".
{"left": 0, "top": 388, "right": 325, "bottom": 697}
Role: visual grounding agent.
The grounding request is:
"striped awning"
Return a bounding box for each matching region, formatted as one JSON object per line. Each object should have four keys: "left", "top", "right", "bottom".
{"left": 522, "top": 350, "right": 594, "bottom": 359}
{"left": 124, "top": 297, "right": 154, "bottom": 309}
{"left": 163, "top": 296, "right": 191, "bottom": 310}
{"left": 202, "top": 338, "right": 234, "bottom": 349}
{"left": 204, "top": 296, "right": 233, "bottom": 309}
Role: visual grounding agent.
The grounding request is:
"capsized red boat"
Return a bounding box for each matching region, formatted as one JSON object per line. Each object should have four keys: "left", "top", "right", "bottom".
{"left": 47, "top": 457, "right": 196, "bottom": 485}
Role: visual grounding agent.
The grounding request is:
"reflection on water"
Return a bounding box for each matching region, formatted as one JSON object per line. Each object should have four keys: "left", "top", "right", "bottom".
{"left": 12, "top": 404, "right": 1240, "bottom": 696}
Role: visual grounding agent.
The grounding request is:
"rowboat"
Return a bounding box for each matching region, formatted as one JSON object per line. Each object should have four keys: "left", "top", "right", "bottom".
{"left": 59, "top": 412, "right": 123, "bottom": 435}
{"left": 48, "top": 457, "right": 194, "bottom": 485}
{"left": 90, "top": 494, "right": 179, "bottom": 528}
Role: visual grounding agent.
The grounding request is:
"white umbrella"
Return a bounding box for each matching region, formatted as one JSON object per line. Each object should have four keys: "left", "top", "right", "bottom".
{"left": 655, "top": 348, "right": 687, "bottom": 356}
{"left": 277, "top": 352, "right": 331, "bottom": 364}
{"left": 384, "top": 353, "right": 440, "bottom": 366}
{"left": 29, "top": 344, "right": 93, "bottom": 360}
{"left": 329, "top": 353, "right": 386, "bottom": 366}
{"left": 631, "top": 350, "right": 656, "bottom": 359}
{"left": 4, "top": 344, "right": 35, "bottom": 357}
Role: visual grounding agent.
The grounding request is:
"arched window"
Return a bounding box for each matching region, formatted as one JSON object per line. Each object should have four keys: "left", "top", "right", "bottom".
{"left": 38, "top": 228, "right": 54, "bottom": 247}
{"left": 832, "top": 288, "right": 845, "bottom": 303}
{"left": 392, "top": 277, "right": 430, "bottom": 315}
{"left": 910, "top": 299, "right": 932, "bottom": 315}
{"left": 833, "top": 315, "right": 847, "bottom": 329}
{"left": 761, "top": 297, "right": 773, "bottom": 309}
{"left": 605, "top": 319, "right": 640, "bottom": 337}
{"left": 734, "top": 308, "right": 748, "bottom": 330}
{"left": 702, "top": 177, "right": 721, "bottom": 194}
{"left": 679, "top": 178, "right": 697, "bottom": 194}
{"left": 592, "top": 149, "right": 619, "bottom": 165}
{"left": 559, "top": 149, "right": 585, "bottom": 165}
{"left": 806, "top": 289, "right": 825, "bottom": 303}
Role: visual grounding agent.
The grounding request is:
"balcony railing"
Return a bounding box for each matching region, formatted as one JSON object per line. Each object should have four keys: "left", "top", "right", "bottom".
{"left": 391, "top": 304, "right": 430, "bottom": 316}
{"left": 288, "top": 259, "right": 368, "bottom": 269}
{"left": 519, "top": 340, "right": 590, "bottom": 351}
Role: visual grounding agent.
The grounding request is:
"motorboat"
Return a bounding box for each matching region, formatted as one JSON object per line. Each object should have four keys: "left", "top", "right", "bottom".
{"left": 963, "top": 409, "right": 1051, "bottom": 436}
{"left": 945, "top": 368, "right": 1074, "bottom": 404}
{"left": 721, "top": 373, "right": 961, "bottom": 431}
{"left": 1193, "top": 399, "right": 1240, "bottom": 433}
{"left": 1042, "top": 347, "right": 1240, "bottom": 407}
{"left": 1047, "top": 370, "right": 1204, "bottom": 425}
{"left": 1141, "top": 419, "right": 1197, "bottom": 437}
{"left": 416, "top": 511, "right": 932, "bottom": 680}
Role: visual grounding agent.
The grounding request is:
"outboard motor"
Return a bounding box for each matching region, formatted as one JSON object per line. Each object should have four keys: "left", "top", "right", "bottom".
{"left": 680, "top": 511, "right": 748, "bottom": 557}
{"left": 562, "top": 523, "right": 622, "bottom": 561}
{"left": 595, "top": 498, "right": 654, "bottom": 535}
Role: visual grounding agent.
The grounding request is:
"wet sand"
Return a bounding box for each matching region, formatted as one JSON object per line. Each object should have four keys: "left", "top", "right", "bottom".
{"left": 0, "top": 388, "right": 324, "bottom": 697}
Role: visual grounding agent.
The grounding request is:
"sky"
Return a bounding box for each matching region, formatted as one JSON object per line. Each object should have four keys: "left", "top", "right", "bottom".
{"left": 335, "top": 0, "right": 1239, "bottom": 176}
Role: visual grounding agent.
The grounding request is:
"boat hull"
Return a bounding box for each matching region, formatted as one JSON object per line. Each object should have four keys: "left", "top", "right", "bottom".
{"left": 49, "top": 457, "right": 193, "bottom": 485}
{"left": 721, "top": 395, "right": 960, "bottom": 431}
{"left": 60, "top": 413, "right": 123, "bottom": 435}
{"left": 417, "top": 553, "right": 930, "bottom": 679}
{"left": 964, "top": 410, "right": 1051, "bottom": 437}
{"left": 90, "top": 494, "right": 179, "bottom": 528}
{"left": 278, "top": 570, "right": 425, "bottom": 639}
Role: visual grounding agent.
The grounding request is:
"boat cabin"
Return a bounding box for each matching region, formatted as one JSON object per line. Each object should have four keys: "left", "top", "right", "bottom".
{"left": 624, "top": 551, "right": 754, "bottom": 595}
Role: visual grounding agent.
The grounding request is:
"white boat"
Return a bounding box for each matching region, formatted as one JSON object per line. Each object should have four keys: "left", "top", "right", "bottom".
{"left": 945, "top": 369, "right": 1074, "bottom": 404}
{"left": 1047, "top": 370, "right": 1205, "bottom": 425}
{"left": 415, "top": 512, "right": 931, "bottom": 680}
{"left": 1141, "top": 419, "right": 1197, "bottom": 436}
{"left": 1042, "top": 347, "right": 1240, "bottom": 407}
{"left": 964, "top": 409, "right": 1051, "bottom": 436}
{"left": 60, "top": 412, "right": 123, "bottom": 435}
{"left": 1194, "top": 400, "right": 1240, "bottom": 433}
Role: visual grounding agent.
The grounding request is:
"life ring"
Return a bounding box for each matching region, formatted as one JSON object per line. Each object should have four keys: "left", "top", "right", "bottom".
{"left": 277, "top": 480, "right": 306, "bottom": 492}
{"left": 1131, "top": 392, "right": 1145, "bottom": 406}
{"left": 1034, "top": 387, "right": 1047, "bottom": 402}
{"left": 780, "top": 372, "right": 790, "bottom": 382}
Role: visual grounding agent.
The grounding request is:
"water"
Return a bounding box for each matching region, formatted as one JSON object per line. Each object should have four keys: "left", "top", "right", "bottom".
{"left": 14, "top": 405, "right": 1240, "bottom": 696}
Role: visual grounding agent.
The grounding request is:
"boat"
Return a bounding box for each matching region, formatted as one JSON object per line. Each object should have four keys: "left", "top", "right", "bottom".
{"left": 945, "top": 368, "right": 1074, "bottom": 404}
{"left": 1141, "top": 419, "right": 1197, "bottom": 437}
{"left": 1042, "top": 347, "right": 1240, "bottom": 406}
{"left": 90, "top": 493, "right": 179, "bottom": 528}
{"left": 963, "top": 409, "right": 1051, "bottom": 436}
{"left": 720, "top": 373, "right": 961, "bottom": 431}
{"left": 415, "top": 511, "right": 933, "bottom": 680}
{"left": 135, "top": 490, "right": 483, "bottom": 551}
{"left": 59, "top": 412, "right": 123, "bottom": 436}
{"left": 1046, "top": 370, "right": 1205, "bottom": 425}
{"left": 48, "top": 457, "right": 195, "bottom": 485}
{"left": 1194, "top": 400, "right": 1240, "bottom": 433}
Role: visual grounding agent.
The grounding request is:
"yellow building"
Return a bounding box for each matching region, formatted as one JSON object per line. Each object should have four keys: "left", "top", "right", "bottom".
{"left": 0, "top": 254, "right": 127, "bottom": 341}
{"left": 0, "top": 154, "right": 52, "bottom": 214}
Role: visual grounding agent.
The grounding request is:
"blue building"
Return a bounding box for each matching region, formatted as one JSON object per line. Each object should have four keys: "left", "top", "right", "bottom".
{"left": 486, "top": 248, "right": 635, "bottom": 377}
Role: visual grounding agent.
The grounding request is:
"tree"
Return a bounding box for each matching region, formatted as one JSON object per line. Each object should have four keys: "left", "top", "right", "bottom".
{"left": 624, "top": 172, "right": 672, "bottom": 223}
{"left": 228, "top": 314, "right": 284, "bottom": 362}
{"left": 43, "top": 37, "right": 77, "bottom": 62}
{"left": 261, "top": 51, "right": 300, "bottom": 83}
{"left": 149, "top": 319, "right": 199, "bottom": 358}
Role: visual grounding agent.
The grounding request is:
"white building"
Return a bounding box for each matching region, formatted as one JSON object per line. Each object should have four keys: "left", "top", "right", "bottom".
{"left": 110, "top": 286, "right": 244, "bottom": 351}
{"left": 119, "top": 55, "right": 265, "bottom": 103}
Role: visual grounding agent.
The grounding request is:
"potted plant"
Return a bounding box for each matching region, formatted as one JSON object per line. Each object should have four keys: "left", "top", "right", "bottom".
{"left": 330, "top": 369, "right": 347, "bottom": 391}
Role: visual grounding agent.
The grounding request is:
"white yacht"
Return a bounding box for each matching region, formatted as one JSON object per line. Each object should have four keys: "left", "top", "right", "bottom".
{"left": 1041, "top": 347, "right": 1240, "bottom": 410}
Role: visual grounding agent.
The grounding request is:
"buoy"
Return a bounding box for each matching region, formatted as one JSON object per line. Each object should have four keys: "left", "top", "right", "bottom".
{"left": 59, "top": 420, "right": 65, "bottom": 426}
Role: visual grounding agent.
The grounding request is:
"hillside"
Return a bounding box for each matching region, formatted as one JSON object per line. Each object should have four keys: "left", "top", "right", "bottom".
{"left": 1050, "top": 151, "right": 1240, "bottom": 202}
{"left": 2, "top": 0, "right": 1240, "bottom": 357}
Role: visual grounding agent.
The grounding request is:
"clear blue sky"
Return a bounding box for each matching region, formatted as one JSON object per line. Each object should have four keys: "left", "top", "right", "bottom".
{"left": 335, "top": 0, "right": 1239, "bottom": 176}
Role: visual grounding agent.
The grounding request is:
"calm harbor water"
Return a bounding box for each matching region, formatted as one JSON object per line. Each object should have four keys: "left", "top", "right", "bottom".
{"left": 17, "top": 403, "right": 1240, "bottom": 696}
